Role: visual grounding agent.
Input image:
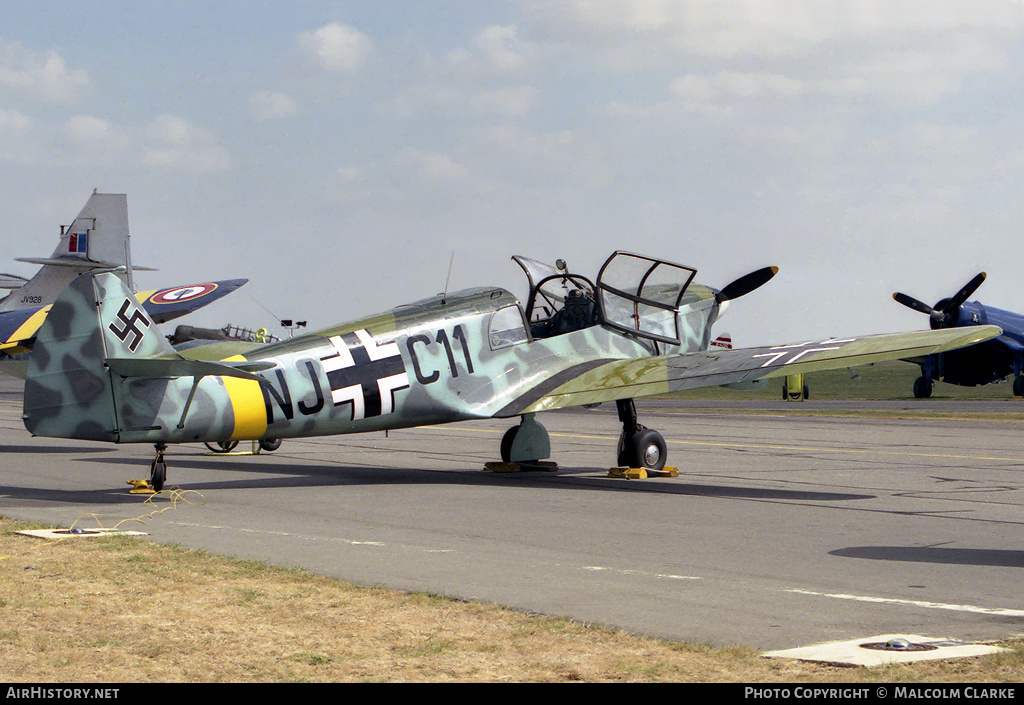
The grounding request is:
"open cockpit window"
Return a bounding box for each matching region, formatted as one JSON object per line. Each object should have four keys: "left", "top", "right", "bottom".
{"left": 512, "top": 256, "right": 600, "bottom": 339}
{"left": 488, "top": 304, "right": 530, "bottom": 349}
{"left": 596, "top": 251, "right": 697, "bottom": 345}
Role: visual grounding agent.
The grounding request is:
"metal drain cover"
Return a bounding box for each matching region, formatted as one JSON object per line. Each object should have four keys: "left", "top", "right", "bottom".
{"left": 861, "top": 637, "right": 938, "bottom": 652}
{"left": 763, "top": 634, "right": 1008, "bottom": 667}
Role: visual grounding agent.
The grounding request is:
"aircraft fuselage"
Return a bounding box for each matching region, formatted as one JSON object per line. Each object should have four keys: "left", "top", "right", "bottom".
{"left": 113, "top": 286, "right": 678, "bottom": 445}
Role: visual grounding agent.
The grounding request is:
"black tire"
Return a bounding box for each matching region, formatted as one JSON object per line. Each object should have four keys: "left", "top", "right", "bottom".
{"left": 204, "top": 440, "right": 239, "bottom": 453}
{"left": 619, "top": 428, "right": 667, "bottom": 470}
{"left": 616, "top": 430, "right": 631, "bottom": 467}
{"left": 150, "top": 459, "right": 166, "bottom": 492}
{"left": 259, "top": 438, "right": 282, "bottom": 452}
{"left": 913, "top": 376, "right": 932, "bottom": 399}
{"left": 500, "top": 426, "right": 518, "bottom": 463}
{"left": 1014, "top": 376, "right": 1024, "bottom": 397}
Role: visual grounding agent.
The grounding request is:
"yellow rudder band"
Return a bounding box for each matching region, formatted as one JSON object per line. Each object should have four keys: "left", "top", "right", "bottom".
{"left": 222, "top": 376, "right": 268, "bottom": 440}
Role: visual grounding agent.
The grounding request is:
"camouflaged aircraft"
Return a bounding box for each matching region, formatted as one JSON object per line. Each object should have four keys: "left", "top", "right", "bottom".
{"left": 23, "top": 252, "right": 1001, "bottom": 491}
{"left": 0, "top": 191, "right": 247, "bottom": 378}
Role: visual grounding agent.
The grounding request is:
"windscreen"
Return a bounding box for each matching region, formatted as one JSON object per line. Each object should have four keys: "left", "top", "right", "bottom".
{"left": 596, "top": 252, "right": 697, "bottom": 345}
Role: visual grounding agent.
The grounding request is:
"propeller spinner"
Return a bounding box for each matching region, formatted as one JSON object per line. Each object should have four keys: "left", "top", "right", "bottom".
{"left": 893, "top": 272, "right": 986, "bottom": 329}
{"left": 715, "top": 266, "right": 779, "bottom": 304}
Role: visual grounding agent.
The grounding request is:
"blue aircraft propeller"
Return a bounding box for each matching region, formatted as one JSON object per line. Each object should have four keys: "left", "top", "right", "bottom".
{"left": 893, "top": 272, "right": 987, "bottom": 330}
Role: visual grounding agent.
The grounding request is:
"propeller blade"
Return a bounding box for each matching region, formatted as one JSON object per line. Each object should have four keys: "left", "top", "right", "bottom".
{"left": 892, "top": 292, "right": 934, "bottom": 315}
{"left": 943, "top": 272, "right": 986, "bottom": 312}
{"left": 715, "top": 266, "right": 778, "bottom": 303}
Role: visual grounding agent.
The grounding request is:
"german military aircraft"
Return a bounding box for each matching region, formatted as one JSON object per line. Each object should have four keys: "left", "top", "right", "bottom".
{"left": 1, "top": 191, "right": 247, "bottom": 377}
{"left": 23, "top": 251, "right": 1000, "bottom": 491}
{"left": 894, "top": 274, "right": 1024, "bottom": 397}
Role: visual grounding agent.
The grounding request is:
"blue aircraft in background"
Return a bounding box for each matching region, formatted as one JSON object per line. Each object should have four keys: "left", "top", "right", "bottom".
{"left": 894, "top": 273, "right": 1024, "bottom": 397}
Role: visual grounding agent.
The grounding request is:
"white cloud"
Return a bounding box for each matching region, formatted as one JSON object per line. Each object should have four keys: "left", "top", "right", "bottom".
{"left": 0, "top": 40, "right": 92, "bottom": 104}
{"left": 0, "top": 107, "right": 34, "bottom": 165}
{"left": 337, "top": 165, "right": 360, "bottom": 183}
{"left": 527, "top": 0, "right": 1021, "bottom": 58}
{"left": 469, "top": 85, "right": 537, "bottom": 116}
{"left": 394, "top": 147, "right": 471, "bottom": 185}
{"left": 0, "top": 107, "right": 31, "bottom": 135}
{"left": 455, "top": 24, "right": 529, "bottom": 75}
{"left": 62, "top": 115, "right": 131, "bottom": 153}
{"left": 441, "top": 24, "right": 540, "bottom": 81}
{"left": 389, "top": 82, "right": 537, "bottom": 118}
{"left": 297, "top": 22, "right": 372, "bottom": 72}
{"left": 142, "top": 114, "right": 232, "bottom": 172}
{"left": 250, "top": 90, "right": 298, "bottom": 121}
{"left": 473, "top": 124, "right": 611, "bottom": 187}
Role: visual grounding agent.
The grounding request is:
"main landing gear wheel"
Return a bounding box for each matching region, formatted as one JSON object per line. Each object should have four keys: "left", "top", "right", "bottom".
{"left": 204, "top": 440, "right": 239, "bottom": 453}
{"left": 618, "top": 427, "right": 667, "bottom": 471}
{"left": 615, "top": 399, "right": 667, "bottom": 471}
{"left": 258, "top": 438, "right": 282, "bottom": 452}
{"left": 1014, "top": 375, "right": 1024, "bottom": 397}
{"left": 150, "top": 443, "right": 167, "bottom": 492}
{"left": 913, "top": 376, "right": 933, "bottom": 399}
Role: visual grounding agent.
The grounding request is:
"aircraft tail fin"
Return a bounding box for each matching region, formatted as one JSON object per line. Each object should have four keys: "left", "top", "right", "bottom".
{"left": 25, "top": 271, "right": 270, "bottom": 444}
{"left": 2, "top": 192, "right": 138, "bottom": 312}
{"left": 711, "top": 332, "right": 733, "bottom": 350}
{"left": 23, "top": 271, "right": 177, "bottom": 441}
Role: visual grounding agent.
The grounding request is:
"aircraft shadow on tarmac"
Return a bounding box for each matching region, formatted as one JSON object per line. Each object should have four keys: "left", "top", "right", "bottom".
{"left": 831, "top": 545, "right": 1024, "bottom": 569}
{"left": 0, "top": 483, "right": 150, "bottom": 506}
{"left": 71, "top": 451, "right": 874, "bottom": 503}
{"left": 2, "top": 445, "right": 113, "bottom": 454}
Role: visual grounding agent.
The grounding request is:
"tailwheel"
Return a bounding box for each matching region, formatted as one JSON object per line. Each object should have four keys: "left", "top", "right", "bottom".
{"left": 149, "top": 443, "right": 167, "bottom": 492}
{"left": 259, "top": 438, "right": 282, "bottom": 452}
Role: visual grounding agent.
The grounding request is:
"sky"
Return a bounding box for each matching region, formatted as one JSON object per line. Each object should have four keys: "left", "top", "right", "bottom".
{"left": 1, "top": 1, "right": 1023, "bottom": 346}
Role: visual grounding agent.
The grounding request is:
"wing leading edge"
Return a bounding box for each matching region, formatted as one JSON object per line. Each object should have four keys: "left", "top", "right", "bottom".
{"left": 0, "top": 278, "right": 248, "bottom": 356}
{"left": 502, "top": 325, "right": 1003, "bottom": 415}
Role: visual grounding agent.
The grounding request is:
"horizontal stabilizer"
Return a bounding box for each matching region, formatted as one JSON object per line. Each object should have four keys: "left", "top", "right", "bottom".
{"left": 15, "top": 256, "right": 155, "bottom": 271}
{"left": 105, "top": 357, "right": 272, "bottom": 382}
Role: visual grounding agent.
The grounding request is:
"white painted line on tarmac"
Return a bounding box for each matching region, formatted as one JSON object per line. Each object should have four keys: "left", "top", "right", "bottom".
{"left": 787, "top": 587, "right": 1024, "bottom": 617}
{"left": 582, "top": 565, "right": 702, "bottom": 581}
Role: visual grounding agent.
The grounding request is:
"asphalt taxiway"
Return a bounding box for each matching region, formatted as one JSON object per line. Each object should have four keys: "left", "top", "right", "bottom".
{"left": 1, "top": 377, "right": 1022, "bottom": 651}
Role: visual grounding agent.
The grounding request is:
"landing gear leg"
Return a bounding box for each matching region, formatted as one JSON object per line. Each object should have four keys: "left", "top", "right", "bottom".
{"left": 149, "top": 443, "right": 167, "bottom": 492}
{"left": 615, "top": 399, "right": 667, "bottom": 471}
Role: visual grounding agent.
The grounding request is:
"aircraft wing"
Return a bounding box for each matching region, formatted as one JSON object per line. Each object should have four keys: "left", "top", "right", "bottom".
{"left": 900, "top": 330, "right": 1024, "bottom": 364}
{"left": 502, "top": 325, "right": 1003, "bottom": 415}
{"left": 0, "top": 307, "right": 48, "bottom": 354}
{"left": 135, "top": 278, "right": 248, "bottom": 324}
{"left": 0, "top": 278, "right": 248, "bottom": 356}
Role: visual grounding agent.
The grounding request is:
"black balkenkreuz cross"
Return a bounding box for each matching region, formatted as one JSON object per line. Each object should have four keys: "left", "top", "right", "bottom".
{"left": 108, "top": 299, "right": 152, "bottom": 352}
{"left": 320, "top": 329, "right": 409, "bottom": 421}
